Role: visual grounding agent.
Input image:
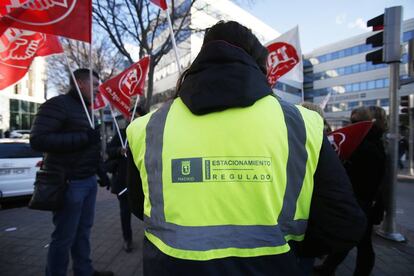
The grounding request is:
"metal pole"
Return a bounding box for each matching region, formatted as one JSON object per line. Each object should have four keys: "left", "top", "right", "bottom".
{"left": 409, "top": 95, "right": 414, "bottom": 175}
{"left": 377, "top": 63, "right": 405, "bottom": 242}
{"left": 166, "top": 11, "right": 182, "bottom": 74}
{"left": 100, "top": 109, "right": 106, "bottom": 159}
{"left": 63, "top": 54, "right": 94, "bottom": 128}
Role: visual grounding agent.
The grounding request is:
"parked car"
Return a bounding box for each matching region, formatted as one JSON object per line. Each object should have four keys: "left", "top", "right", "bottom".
{"left": 0, "top": 139, "right": 42, "bottom": 200}
{"left": 9, "top": 130, "right": 31, "bottom": 139}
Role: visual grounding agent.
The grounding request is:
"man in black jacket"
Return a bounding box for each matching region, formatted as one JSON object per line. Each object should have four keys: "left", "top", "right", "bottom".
{"left": 30, "top": 69, "right": 113, "bottom": 276}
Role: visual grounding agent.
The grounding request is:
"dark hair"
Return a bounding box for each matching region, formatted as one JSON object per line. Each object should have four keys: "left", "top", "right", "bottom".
{"left": 368, "top": 105, "right": 388, "bottom": 133}
{"left": 350, "top": 106, "right": 371, "bottom": 123}
{"left": 203, "top": 21, "right": 268, "bottom": 74}
{"left": 175, "top": 21, "right": 268, "bottom": 95}
{"left": 350, "top": 105, "right": 388, "bottom": 134}
{"left": 69, "top": 68, "right": 99, "bottom": 90}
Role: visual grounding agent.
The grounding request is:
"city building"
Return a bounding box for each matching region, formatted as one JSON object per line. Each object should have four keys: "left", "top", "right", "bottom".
{"left": 0, "top": 58, "right": 47, "bottom": 137}
{"left": 151, "top": 0, "right": 283, "bottom": 106}
{"left": 304, "top": 18, "right": 414, "bottom": 129}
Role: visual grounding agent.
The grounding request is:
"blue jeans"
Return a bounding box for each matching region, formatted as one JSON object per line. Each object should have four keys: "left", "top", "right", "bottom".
{"left": 46, "top": 176, "right": 97, "bottom": 276}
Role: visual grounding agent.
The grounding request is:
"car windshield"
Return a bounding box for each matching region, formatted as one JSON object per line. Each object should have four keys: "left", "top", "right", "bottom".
{"left": 0, "top": 143, "right": 42, "bottom": 158}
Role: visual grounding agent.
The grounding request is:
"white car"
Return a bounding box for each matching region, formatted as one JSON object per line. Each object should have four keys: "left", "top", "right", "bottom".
{"left": 0, "top": 139, "right": 42, "bottom": 200}
{"left": 9, "top": 129, "right": 31, "bottom": 139}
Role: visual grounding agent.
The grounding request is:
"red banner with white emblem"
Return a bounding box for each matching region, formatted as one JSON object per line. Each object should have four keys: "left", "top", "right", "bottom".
{"left": 99, "top": 56, "right": 150, "bottom": 118}
{"left": 0, "top": 0, "right": 91, "bottom": 42}
{"left": 0, "top": 27, "right": 63, "bottom": 90}
{"left": 266, "top": 26, "right": 303, "bottom": 88}
{"left": 327, "top": 121, "right": 373, "bottom": 160}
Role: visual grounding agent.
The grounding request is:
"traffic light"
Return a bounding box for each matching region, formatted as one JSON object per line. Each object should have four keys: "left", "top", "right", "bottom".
{"left": 401, "top": 95, "right": 410, "bottom": 114}
{"left": 366, "top": 6, "right": 402, "bottom": 64}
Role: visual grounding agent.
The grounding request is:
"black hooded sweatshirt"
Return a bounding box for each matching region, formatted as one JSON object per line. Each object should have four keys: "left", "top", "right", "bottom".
{"left": 127, "top": 41, "right": 366, "bottom": 275}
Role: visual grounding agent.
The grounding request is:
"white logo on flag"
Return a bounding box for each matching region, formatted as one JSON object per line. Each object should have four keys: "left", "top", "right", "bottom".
{"left": 0, "top": 28, "right": 44, "bottom": 64}
{"left": 328, "top": 132, "right": 346, "bottom": 155}
{"left": 118, "top": 66, "right": 142, "bottom": 97}
{"left": 6, "top": 0, "right": 69, "bottom": 13}
{"left": 265, "top": 26, "right": 303, "bottom": 89}
{"left": 4, "top": 0, "right": 77, "bottom": 26}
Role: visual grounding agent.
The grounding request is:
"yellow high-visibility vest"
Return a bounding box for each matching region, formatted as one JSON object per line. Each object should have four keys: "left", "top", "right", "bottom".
{"left": 127, "top": 95, "right": 323, "bottom": 261}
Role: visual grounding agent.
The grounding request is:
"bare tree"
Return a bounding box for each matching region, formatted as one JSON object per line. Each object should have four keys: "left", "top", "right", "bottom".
{"left": 92, "top": 0, "right": 199, "bottom": 111}
{"left": 47, "top": 34, "right": 126, "bottom": 94}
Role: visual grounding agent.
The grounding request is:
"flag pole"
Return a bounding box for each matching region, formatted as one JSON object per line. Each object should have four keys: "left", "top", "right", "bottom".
{"left": 122, "top": 96, "right": 140, "bottom": 148}
{"left": 165, "top": 7, "right": 181, "bottom": 74}
{"left": 89, "top": 34, "right": 95, "bottom": 128}
{"left": 109, "top": 105, "right": 124, "bottom": 150}
{"left": 63, "top": 53, "right": 94, "bottom": 128}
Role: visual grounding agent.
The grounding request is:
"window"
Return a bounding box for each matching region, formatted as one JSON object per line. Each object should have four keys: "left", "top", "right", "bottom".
{"left": 360, "top": 82, "right": 367, "bottom": 91}
{"left": 380, "top": 98, "right": 389, "bottom": 107}
{"left": 363, "top": 100, "right": 377, "bottom": 106}
{"left": 351, "top": 46, "right": 359, "bottom": 55}
{"left": 367, "top": 80, "right": 376, "bottom": 90}
{"left": 360, "top": 63, "right": 367, "bottom": 72}
{"left": 352, "top": 83, "right": 360, "bottom": 91}
{"left": 348, "top": 101, "right": 359, "bottom": 110}
{"left": 375, "top": 79, "right": 384, "bottom": 88}
{"left": 403, "top": 30, "right": 414, "bottom": 42}
{"left": 384, "top": 78, "right": 389, "bottom": 87}
{"left": 345, "top": 84, "right": 352, "bottom": 92}
{"left": 345, "top": 66, "right": 352, "bottom": 74}
{"left": 338, "top": 67, "right": 345, "bottom": 75}
{"left": 351, "top": 64, "right": 360, "bottom": 73}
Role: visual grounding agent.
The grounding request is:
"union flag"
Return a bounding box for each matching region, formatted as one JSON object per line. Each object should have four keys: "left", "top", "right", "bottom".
{"left": 0, "top": 27, "right": 63, "bottom": 90}
{"left": 99, "top": 56, "right": 150, "bottom": 118}
{"left": 0, "top": 0, "right": 91, "bottom": 42}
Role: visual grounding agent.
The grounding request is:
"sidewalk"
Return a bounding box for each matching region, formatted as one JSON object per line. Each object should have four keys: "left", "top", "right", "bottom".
{"left": 1, "top": 186, "right": 414, "bottom": 276}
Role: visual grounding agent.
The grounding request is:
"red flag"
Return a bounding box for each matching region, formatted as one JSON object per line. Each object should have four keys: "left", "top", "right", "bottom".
{"left": 93, "top": 92, "right": 106, "bottom": 111}
{"left": 99, "top": 56, "right": 150, "bottom": 118}
{"left": 327, "top": 121, "right": 374, "bottom": 160}
{"left": 150, "top": 0, "right": 168, "bottom": 10}
{"left": 0, "top": 27, "right": 63, "bottom": 90}
{"left": 0, "top": 0, "right": 91, "bottom": 42}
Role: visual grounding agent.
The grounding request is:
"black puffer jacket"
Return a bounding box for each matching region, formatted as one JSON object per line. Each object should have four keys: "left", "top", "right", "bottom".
{"left": 30, "top": 90, "right": 101, "bottom": 180}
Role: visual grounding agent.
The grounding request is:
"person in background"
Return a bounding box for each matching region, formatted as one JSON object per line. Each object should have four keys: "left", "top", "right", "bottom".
{"left": 314, "top": 106, "right": 387, "bottom": 276}
{"left": 105, "top": 104, "right": 147, "bottom": 253}
{"left": 30, "top": 69, "right": 113, "bottom": 276}
{"left": 126, "top": 21, "right": 366, "bottom": 275}
{"left": 301, "top": 102, "right": 332, "bottom": 133}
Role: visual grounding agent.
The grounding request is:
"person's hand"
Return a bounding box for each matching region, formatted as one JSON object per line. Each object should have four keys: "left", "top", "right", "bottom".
{"left": 98, "top": 173, "right": 110, "bottom": 190}
{"left": 119, "top": 147, "right": 127, "bottom": 157}
{"left": 87, "top": 127, "right": 101, "bottom": 145}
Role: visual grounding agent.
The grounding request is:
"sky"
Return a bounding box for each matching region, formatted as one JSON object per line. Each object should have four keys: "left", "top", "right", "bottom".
{"left": 242, "top": 0, "right": 414, "bottom": 53}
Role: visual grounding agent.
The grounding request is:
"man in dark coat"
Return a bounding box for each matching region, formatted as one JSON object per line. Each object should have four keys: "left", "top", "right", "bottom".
{"left": 30, "top": 69, "right": 113, "bottom": 276}
{"left": 315, "top": 106, "right": 387, "bottom": 276}
{"left": 105, "top": 104, "right": 147, "bottom": 253}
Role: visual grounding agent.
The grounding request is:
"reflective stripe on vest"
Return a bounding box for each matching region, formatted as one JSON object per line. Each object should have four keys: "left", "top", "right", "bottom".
{"left": 278, "top": 100, "right": 308, "bottom": 240}
{"left": 129, "top": 96, "right": 323, "bottom": 260}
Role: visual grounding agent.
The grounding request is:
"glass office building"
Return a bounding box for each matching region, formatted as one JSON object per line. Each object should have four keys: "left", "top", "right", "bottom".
{"left": 304, "top": 18, "right": 414, "bottom": 128}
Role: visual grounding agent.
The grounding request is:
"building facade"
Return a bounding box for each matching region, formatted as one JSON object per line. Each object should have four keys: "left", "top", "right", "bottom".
{"left": 304, "top": 18, "right": 414, "bottom": 129}
{"left": 0, "top": 58, "right": 47, "bottom": 136}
